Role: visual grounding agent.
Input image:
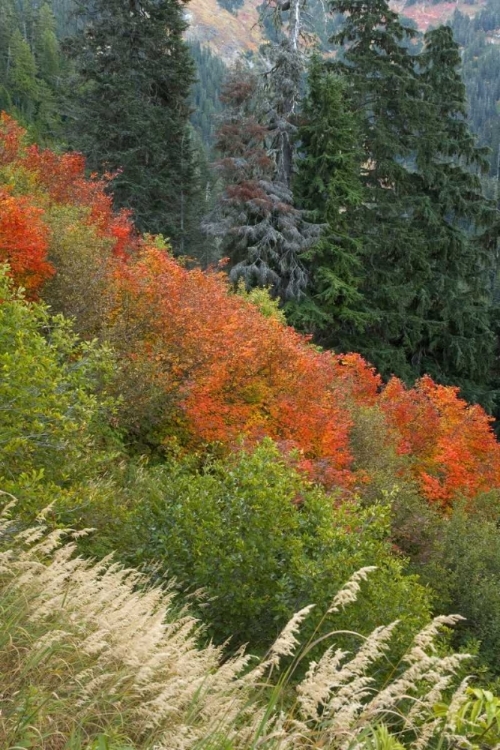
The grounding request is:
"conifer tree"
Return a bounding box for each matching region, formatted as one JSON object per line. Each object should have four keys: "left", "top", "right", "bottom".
{"left": 0, "top": 0, "right": 65, "bottom": 143}
{"left": 64, "top": 0, "right": 195, "bottom": 247}
{"left": 35, "top": 3, "right": 61, "bottom": 81}
{"left": 204, "top": 65, "right": 321, "bottom": 299}
{"left": 32, "top": 3, "right": 65, "bottom": 143}
{"left": 205, "top": 0, "right": 324, "bottom": 300}
{"left": 49, "top": 0, "right": 79, "bottom": 36}
{"left": 0, "top": 0, "right": 17, "bottom": 110}
{"left": 189, "top": 42, "right": 226, "bottom": 147}
{"left": 326, "top": 0, "right": 425, "bottom": 378}
{"left": 327, "top": 1, "right": 497, "bottom": 406}
{"left": 179, "top": 127, "right": 220, "bottom": 264}
{"left": 6, "top": 28, "right": 38, "bottom": 123}
{"left": 407, "top": 25, "right": 498, "bottom": 404}
{"left": 262, "top": 0, "right": 313, "bottom": 190}
{"left": 264, "top": 35, "right": 302, "bottom": 190}
{"left": 291, "top": 53, "right": 367, "bottom": 338}
{"left": 331, "top": 0, "right": 421, "bottom": 193}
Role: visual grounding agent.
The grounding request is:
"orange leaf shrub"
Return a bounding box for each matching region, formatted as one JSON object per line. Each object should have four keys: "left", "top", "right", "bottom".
{"left": 0, "top": 113, "right": 137, "bottom": 260}
{"left": 380, "top": 375, "right": 500, "bottom": 508}
{"left": 0, "top": 112, "right": 137, "bottom": 330}
{"left": 0, "top": 112, "right": 25, "bottom": 167}
{"left": 2, "top": 112, "right": 500, "bottom": 508}
{"left": 19, "top": 148, "right": 136, "bottom": 260}
{"left": 330, "top": 352, "right": 383, "bottom": 407}
{"left": 0, "top": 188, "right": 54, "bottom": 297}
{"left": 109, "top": 246, "right": 357, "bottom": 489}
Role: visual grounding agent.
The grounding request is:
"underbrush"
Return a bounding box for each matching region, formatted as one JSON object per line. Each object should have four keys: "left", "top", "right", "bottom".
{"left": 1, "top": 500, "right": 500, "bottom": 750}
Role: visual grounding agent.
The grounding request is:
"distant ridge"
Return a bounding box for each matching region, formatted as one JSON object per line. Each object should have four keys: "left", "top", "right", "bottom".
{"left": 391, "top": 0, "right": 486, "bottom": 31}
{"left": 185, "top": 0, "right": 263, "bottom": 61}
{"left": 185, "top": 0, "right": 487, "bottom": 61}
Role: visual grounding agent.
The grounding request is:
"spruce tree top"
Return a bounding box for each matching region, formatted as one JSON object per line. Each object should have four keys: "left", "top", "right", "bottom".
{"left": 65, "top": 0, "right": 195, "bottom": 242}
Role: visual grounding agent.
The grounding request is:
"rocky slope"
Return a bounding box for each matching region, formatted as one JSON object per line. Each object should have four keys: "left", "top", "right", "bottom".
{"left": 185, "top": 0, "right": 263, "bottom": 60}
{"left": 185, "top": 0, "right": 488, "bottom": 61}
{"left": 392, "top": 1, "right": 486, "bottom": 30}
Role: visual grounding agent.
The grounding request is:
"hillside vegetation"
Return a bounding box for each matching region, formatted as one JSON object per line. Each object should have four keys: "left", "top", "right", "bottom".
{"left": 186, "top": 0, "right": 264, "bottom": 60}
{"left": 2, "top": 0, "right": 500, "bottom": 744}
{"left": 5, "top": 509, "right": 500, "bottom": 750}
{"left": 393, "top": 1, "right": 485, "bottom": 30}
{"left": 2, "top": 110, "right": 500, "bottom": 675}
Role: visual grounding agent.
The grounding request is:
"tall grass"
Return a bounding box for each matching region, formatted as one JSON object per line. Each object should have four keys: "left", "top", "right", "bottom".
{"left": 1, "top": 499, "right": 499, "bottom": 750}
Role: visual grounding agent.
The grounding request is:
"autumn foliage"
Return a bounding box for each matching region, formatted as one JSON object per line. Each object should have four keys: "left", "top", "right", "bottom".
{"left": 108, "top": 246, "right": 356, "bottom": 488}
{"left": 0, "top": 113, "right": 136, "bottom": 267}
{"left": 0, "top": 188, "right": 53, "bottom": 297}
{"left": 1, "top": 111, "right": 500, "bottom": 508}
{"left": 380, "top": 376, "right": 500, "bottom": 507}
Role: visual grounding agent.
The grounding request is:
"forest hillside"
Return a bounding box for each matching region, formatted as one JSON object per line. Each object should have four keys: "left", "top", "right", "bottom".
{"left": 2, "top": 109, "right": 500, "bottom": 746}
{"left": 2, "top": 0, "right": 500, "bottom": 746}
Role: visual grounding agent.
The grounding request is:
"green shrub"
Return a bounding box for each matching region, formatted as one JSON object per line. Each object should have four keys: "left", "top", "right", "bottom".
{"left": 235, "top": 280, "right": 287, "bottom": 323}
{"left": 126, "top": 440, "right": 431, "bottom": 654}
{"left": 418, "top": 503, "right": 500, "bottom": 674}
{"left": 41, "top": 203, "right": 115, "bottom": 338}
{"left": 0, "top": 506, "right": 497, "bottom": 750}
{"left": 0, "top": 267, "right": 120, "bottom": 519}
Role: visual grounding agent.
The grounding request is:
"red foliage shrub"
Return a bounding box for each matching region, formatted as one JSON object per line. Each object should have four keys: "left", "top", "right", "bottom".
{"left": 330, "top": 352, "right": 383, "bottom": 406}
{"left": 0, "top": 112, "right": 25, "bottom": 166}
{"left": 109, "top": 246, "right": 357, "bottom": 489}
{"left": 0, "top": 113, "right": 137, "bottom": 260}
{"left": 0, "top": 188, "right": 54, "bottom": 297}
{"left": 381, "top": 376, "right": 500, "bottom": 508}
{"left": 2, "top": 112, "right": 500, "bottom": 508}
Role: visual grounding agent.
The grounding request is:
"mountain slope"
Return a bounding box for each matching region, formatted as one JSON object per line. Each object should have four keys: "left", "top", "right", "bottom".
{"left": 185, "top": 0, "right": 263, "bottom": 60}
{"left": 185, "top": 0, "right": 488, "bottom": 60}
{"left": 392, "top": 1, "right": 486, "bottom": 30}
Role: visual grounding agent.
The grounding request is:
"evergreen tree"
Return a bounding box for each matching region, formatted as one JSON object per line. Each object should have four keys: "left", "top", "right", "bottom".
{"left": 327, "top": 1, "right": 497, "bottom": 406}
{"left": 189, "top": 42, "right": 226, "bottom": 147}
{"left": 7, "top": 27, "right": 39, "bottom": 123}
{"left": 179, "top": 126, "right": 220, "bottom": 264}
{"left": 50, "top": 0, "right": 79, "bottom": 36}
{"left": 331, "top": 0, "right": 421, "bottom": 194}
{"left": 35, "top": 3, "right": 61, "bottom": 81}
{"left": 204, "top": 0, "right": 324, "bottom": 300}
{"left": 32, "top": 3, "right": 65, "bottom": 143}
{"left": 0, "top": 0, "right": 65, "bottom": 143}
{"left": 64, "top": 0, "right": 196, "bottom": 247}
{"left": 0, "top": 0, "right": 17, "bottom": 112}
{"left": 204, "top": 65, "right": 320, "bottom": 299}
{"left": 450, "top": 5, "right": 500, "bottom": 181}
{"left": 408, "top": 25, "right": 497, "bottom": 404}
{"left": 327, "top": 0, "right": 426, "bottom": 378}
{"left": 291, "top": 53, "right": 367, "bottom": 338}
{"left": 261, "top": 0, "right": 312, "bottom": 190}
